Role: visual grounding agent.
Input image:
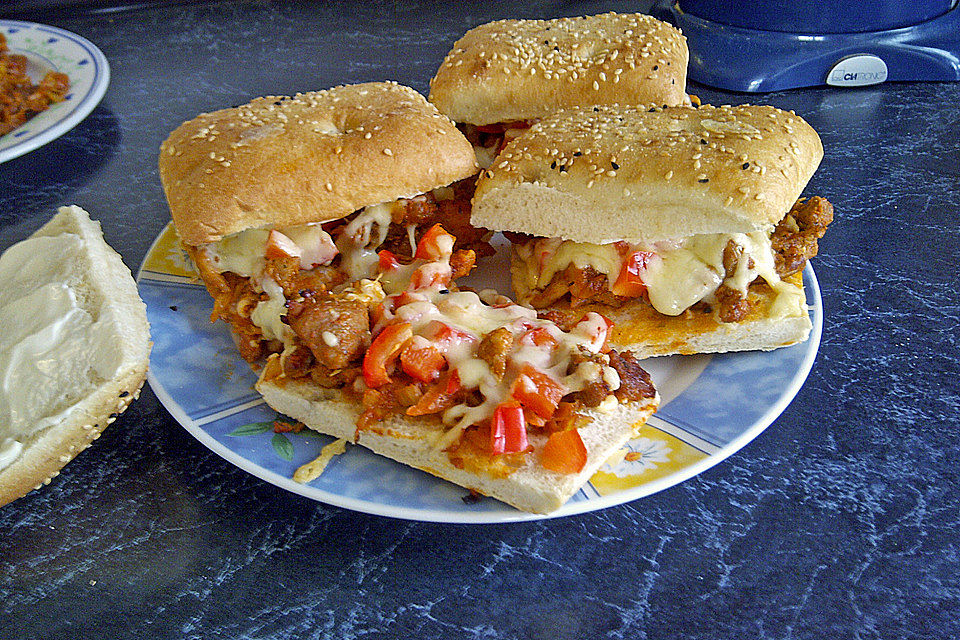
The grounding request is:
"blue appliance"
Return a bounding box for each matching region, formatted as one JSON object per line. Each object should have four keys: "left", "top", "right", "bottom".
{"left": 651, "top": 0, "right": 960, "bottom": 91}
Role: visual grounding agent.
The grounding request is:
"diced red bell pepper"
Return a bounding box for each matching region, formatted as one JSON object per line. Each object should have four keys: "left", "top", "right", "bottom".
{"left": 265, "top": 230, "right": 302, "bottom": 261}
{"left": 362, "top": 322, "right": 413, "bottom": 388}
{"left": 541, "top": 429, "right": 588, "bottom": 474}
{"left": 414, "top": 223, "right": 456, "bottom": 261}
{"left": 378, "top": 249, "right": 401, "bottom": 271}
{"left": 424, "top": 321, "right": 477, "bottom": 351}
{"left": 409, "top": 263, "right": 451, "bottom": 290}
{"left": 509, "top": 364, "right": 566, "bottom": 420}
{"left": 406, "top": 369, "right": 461, "bottom": 416}
{"left": 519, "top": 326, "right": 559, "bottom": 349}
{"left": 400, "top": 342, "right": 447, "bottom": 383}
{"left": 611, "top": 250, "right": 654, "bottom": 298}
{"left": 490, "top": 402, "right": 528, "bottom": 455}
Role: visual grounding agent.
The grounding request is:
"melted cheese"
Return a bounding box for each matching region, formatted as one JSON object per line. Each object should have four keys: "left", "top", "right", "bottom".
{"left": 207, "top": 228, "right": 270, "bottom": 277}
{"left": 517, "top": 231, "right": 805, "bottom": 318}
{"left": 642, "top": 237, "right": 724, "bottom": 315}
{"left": 376, "top": 286, "right": 620, "bottom": 447}
{"left": 515, "top": 238, "right": 621, "bottom": 293}
{"left": 250, "top": 277, "right": 295, "bottom": 346}
{"left": 335, "top": 202, "right": 395, "bottom": 281}
{"left": 205, "top": 222, "right": 337, "bottom": 278}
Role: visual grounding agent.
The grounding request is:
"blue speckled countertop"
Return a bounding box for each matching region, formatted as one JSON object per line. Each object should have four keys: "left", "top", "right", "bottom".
{"left": 1, "top": 2, "right": 958, "bottom": 638}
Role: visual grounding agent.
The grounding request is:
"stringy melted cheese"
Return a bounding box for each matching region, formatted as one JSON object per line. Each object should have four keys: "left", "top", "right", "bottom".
{"left": 334, "top": 202, "right": 395, "bottom": 281}
{"left": 515, "top": 232, "right": 806, "bottom": 319}
{"left": 200, "top": 201, "right": 400, "bottom": 347}
{"left": 375, "top": 287, "right": 619, "bottom": 450}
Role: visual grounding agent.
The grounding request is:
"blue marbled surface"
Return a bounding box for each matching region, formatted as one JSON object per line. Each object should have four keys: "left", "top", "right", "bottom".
{"left": 1, "top": 1, "right": 959, "bottom": 638}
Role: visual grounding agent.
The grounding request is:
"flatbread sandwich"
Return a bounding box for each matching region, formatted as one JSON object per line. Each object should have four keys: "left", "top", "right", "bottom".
{"left": 471, "top": 103, "right": 833, "bottom": 357}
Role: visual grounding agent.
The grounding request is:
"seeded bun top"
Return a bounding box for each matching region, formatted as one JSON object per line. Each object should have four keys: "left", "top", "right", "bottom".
{"left": 429, "top": 12, "right": 688, "bottom": 126}
{"left": 159, "top": 82, "right": 479, "bottom": 246}
{"left": 471, "top": 103, "right": 824, "bottom": 244}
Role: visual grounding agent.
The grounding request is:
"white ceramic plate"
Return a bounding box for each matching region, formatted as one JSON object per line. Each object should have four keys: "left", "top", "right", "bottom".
{"left": 139, "top": 224, "right": 822, "bottom": 523}
{"left": 0, "top": 20, "right": 110, "bottom": 163}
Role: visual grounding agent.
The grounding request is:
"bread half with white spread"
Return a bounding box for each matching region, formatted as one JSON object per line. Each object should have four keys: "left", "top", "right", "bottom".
{"left": 0, "top": 206, "right": 151, "bottom": 506}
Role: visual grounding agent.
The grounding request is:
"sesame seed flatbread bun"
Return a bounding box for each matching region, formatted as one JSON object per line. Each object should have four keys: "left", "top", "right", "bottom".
{"left": 472, "top": 104, "right": 823, "bottom": 243}
{"left": 429, "top": 12, "right": 688, "bottom": 126}
{"left": 0, "top": 206, "right": 151, "bottom": 506}
{"left": 160, "top": 82, "right": 478, "bottom": 246}
{"left": 158, "top": 82, "right": 489, "bottom": 367}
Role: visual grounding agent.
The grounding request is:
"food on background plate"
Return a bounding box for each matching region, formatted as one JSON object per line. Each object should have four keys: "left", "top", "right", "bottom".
{"left": 0, "top": 32, "right": 70, "bottom": 137}
{"left": 159, "top": 82, "right": 486, "bottom": 366}
{"left": 0, "top": 206, "right": 151, "bottom": 506}
{"left": 471, "top": 103, "right": 832, "bottom": 357}
{"left": 428, "top": 12, "right": 689, "bottom": 167}
{"left": 255, "top": 224, "right": 659, "bottom": 514}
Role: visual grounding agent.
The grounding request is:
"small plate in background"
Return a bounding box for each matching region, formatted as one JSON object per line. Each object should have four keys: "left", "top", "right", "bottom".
{"left": 0, "top": 20, "right": 109, "bottom": 163}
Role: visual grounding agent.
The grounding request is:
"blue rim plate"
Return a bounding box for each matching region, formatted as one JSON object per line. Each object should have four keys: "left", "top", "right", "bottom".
{"left": 0, "top": 20, "right": 110, "bottom": 163}
{"left": 138, "top": 224, "right": 822, "bottom": 523}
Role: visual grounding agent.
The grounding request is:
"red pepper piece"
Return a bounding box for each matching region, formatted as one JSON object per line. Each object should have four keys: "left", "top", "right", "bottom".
{"left": 362, "top": 322, "right": 413, "bottom": 388}
{"left": 490, "top": 402, "right": 528, "bottom": 455}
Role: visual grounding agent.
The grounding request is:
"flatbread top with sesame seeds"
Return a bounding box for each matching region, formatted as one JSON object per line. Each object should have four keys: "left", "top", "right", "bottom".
{"left": 429, "top": 12, "right": 688, "bottom": 126}
{"left": 471, "top": 103, "right": 824, "bottom": 244}
{"left": 159, "top": 82, "right": 478, "bottom": 246}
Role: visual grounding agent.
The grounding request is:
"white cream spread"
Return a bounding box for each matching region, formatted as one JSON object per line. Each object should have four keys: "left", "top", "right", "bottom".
{"left": 0, "top": 233, "right": 122, "bottom": 471}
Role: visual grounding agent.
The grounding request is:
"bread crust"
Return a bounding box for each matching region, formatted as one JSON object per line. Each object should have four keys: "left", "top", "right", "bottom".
{"left": 0, "top": 206, "right": 151, "bottom": 507}
{"left": 159, "top": 82, "right": 479, "bottom": 246}
{"left": 429, "top": 13, "right": 688, "bottom": 125}
{"left": 472, "top": 104, "right": 824, "bottom": 243}
{"left": 255, "top": 357, "right": 658, "bottom": 514}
